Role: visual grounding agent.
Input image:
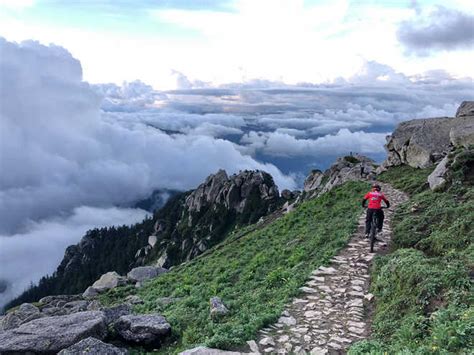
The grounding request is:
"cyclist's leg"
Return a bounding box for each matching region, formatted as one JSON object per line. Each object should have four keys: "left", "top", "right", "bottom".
{"left": 365, "top": 209, "right": 374, "bottom": 235}
{"left": 377, "top": 209, "right": 384, "bottom": 232}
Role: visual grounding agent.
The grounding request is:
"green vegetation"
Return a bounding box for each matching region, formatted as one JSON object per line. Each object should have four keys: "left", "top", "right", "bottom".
{"left": 377, "top": 165, "right": 433, "bottom": 195}
{"left": 101, "top": 181, "right": 368, "bottom": 354}
{"left": 344, "top": 155, "right": 361, "bottom": 164}
{"left": 350, "top": 157, "right": 474, "bottom": 354}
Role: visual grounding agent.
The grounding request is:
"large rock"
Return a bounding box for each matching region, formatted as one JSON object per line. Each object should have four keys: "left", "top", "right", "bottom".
{"left": 382, "top": 103, "right": 474, "bottom": 169}
{"left": 450, "top": 120, "right": 474, "bottom": 148}
{"left": 456, "top": 101, "right": 474, "bottom": 117}
{"left": 91, "top": 271, "right": 128, "bottom": 293}
{"left": 428, "top": 156, "right": 449, "bottom": 190}
{"left": 102, "top": 304, "right": 132, "bottom": 326}
{"left": 58, "top": 337, "right": 129, "bottom": 355}
{"left": 0, "top": 311, "right": 107, "bottom": 354}
{"left": 114, "top": 314, "right": 171, "bottom": 346}
{"left": 0, "top": 303, "right": 43, "bottom": 330}
{"left": 127, "top": 266, "right": 168, "bottom": 283}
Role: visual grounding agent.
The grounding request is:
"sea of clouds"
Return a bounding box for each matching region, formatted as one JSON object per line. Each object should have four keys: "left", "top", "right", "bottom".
{"left": 0, "top": 37, "right": 472, "bottom": 308}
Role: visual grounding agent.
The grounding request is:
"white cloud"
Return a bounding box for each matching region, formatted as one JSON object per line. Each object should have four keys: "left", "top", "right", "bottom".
{"left": 0, "top": 206, "right": 148, "bottom": 310}
{"left": 241, "top": 129, "right": 388, "bottom": 158}
{"left": 0, "top": 38, "right": 295, "bottom": 235}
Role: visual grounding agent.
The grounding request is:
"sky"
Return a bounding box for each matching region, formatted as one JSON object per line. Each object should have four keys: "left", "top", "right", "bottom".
{"left": 0, "top": 0, "right": 473, "bottom": 309}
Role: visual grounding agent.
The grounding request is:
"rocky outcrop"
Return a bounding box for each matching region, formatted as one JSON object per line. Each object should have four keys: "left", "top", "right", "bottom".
{"left": 0, "top": 311, "right": 107, "bottom": 354}
{"left": 115, "top": 314, "right": 171, "bottom": 346}
{"left": 58, "top": 337, "right": 129, "bottom": 355}
{"left": 302, "top": 155, "right": 377, "bottom": 199}
{"left": 381, "top": 102, "right": 474, "bottom": 169}
{"left": 456, "top": 101, "right": 474, "bottom": 117}
{"left": 184, "top": 170, "right": 279, "bottom": 215}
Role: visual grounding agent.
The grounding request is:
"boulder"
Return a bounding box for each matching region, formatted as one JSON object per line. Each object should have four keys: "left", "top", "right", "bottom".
{"left": 39, "top": 294, "right": 82, "bottom": 307}
{"left": 83, "top": 285, "right": 99, "bottom": 299}
{"left": 210, "top": 297, "right": 229, "bottom": 320}
{"left": 102, "top": 304, "right": 132, "bottom": 326}
{"left": 127, "top": 266, "right": 168, "bottom": 283}
{"left": 0, "top": 311, "right": 107, "bottom": 354}
{"left": 63, "top": 300, "right": 90, "bottom": 313}
{"left": 0, "top": 303, "right": 43, "bottom": 331}
{"left": 114, "top": 314, "right": 171, "bottom": 346}
{"left": 180, "top": 347, "right": 254, "bottom": 355}
{"left": 456, "top": 101, "right": 474, "bottom": 117}
{"left": 58, "top": 337, "right": 128, "bottom": 355}
{"left": 450, "top": 120, "right": 474, "bottom": 148}
{"left": 91, "top": 271, "right": 127, "bottom": 293}
{"left": 428, "top": 156, "right": 449, "bottom": 190}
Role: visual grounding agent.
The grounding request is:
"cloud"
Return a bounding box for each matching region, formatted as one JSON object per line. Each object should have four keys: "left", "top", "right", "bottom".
{"left": 240, "top": 129, "right": 389, "bottom": 158}
{"left": 0, "top": 38, "right": 295, "bottom": 235}
{"left": 397, "top": 6, "right": 474, "bottom": 55}
{"left": 0, "top": 206, "right": 148, "bottom": 310}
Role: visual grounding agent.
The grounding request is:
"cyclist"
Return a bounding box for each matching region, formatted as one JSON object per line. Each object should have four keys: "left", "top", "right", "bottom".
{"left": 362, "top": 184, "right": 390, "bottom": 238}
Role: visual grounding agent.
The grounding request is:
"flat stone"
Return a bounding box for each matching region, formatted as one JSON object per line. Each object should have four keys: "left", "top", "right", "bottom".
{"left": 300, "top": 286, "right": 317, "bottom": 293}
{"left": 278, "top": 316, "right": 297, "bottom": 326}
{"left": 310, "top": 347, "right": 328, "bottom": 355}
{"left": 259, "top": 337, "right": 275, "bottom": 346}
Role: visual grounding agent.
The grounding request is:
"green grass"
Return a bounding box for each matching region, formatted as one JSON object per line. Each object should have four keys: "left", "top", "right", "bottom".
{"left": 377, "top": 165, "right": 433, "bottom": 195}
{"left": 350, "top": 160, "right": 474, "bottom": 355}
{"left": 101, "top": 181, "right": 368, "bottom": 354}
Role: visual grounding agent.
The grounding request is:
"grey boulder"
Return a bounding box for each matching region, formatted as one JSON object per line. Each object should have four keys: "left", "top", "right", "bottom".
{"left": 114, "top": 313, "right": 171, "bottom": 346}
{"left": 127, "top": 266, "right": 168, "bottom": 283}
{"left": 0, "top": 311, "right": 107, "bottom": 354}
{"left": 0, "top": 302, "right": 43, "bottom": 330}
{"left": 428, "top": 156, "right": 449, "bottom": 190}
{"left": 102, "top": 304, "right": 132, "bottom": 326}
{"left": 210, "top": 296, "right": 229, "bottom": 320}
{"left": 83, "top": 286, "right": 99, "bottom": 299}
{"left": 58, "top": 337, "right": 128, "bottom": 355}
{"left": 91, "top": 271, "right": 128, "bottom": 293}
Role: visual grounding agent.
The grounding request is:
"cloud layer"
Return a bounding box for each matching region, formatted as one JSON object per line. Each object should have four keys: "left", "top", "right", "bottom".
{"left": 398, "top": 6, "right": 474, "bottom": 55}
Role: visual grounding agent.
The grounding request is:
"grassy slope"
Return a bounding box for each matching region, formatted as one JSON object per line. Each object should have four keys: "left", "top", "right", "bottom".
{"left": 101, "top": 181, "right": 368, "bottom": 354}
{"left": 350, "top": 165, "right": 474, "bottom": 354}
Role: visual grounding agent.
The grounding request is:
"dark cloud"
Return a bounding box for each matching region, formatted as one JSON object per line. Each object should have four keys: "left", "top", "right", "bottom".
{"left": 397, "top": 6, "right": 474, "bottom": 55}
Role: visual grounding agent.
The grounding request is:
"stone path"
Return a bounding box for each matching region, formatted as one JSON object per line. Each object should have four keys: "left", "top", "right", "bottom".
{"left": 250, "top": 183, "right": 408, "bottom": 354}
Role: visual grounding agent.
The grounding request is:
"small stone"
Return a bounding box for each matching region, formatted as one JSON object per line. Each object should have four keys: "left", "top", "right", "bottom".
{"left": 247, "top": 340, "right": 259, "bottom": 353}
{"left": 278, "top": 316, "right": 297, "bottom": 326}
{"left": 310, "top": 347, "right": 328, "bottom": 355}
{"left": 349, "top": 326, "right": 365, "bottom": 335}
{"left": 300, "top": 286, "right": 317, "bottom": 293}
{"left": 210, "top": 297, "right": 229, "bottom": 320}
{"left": 278, "top": 335, "right": 289, "bottom": 342}
{"left": 259, "top": 337, "right": 275, "bottom": 346}
{"left": 364, "top": 293, "right": 374, "bottom": 302}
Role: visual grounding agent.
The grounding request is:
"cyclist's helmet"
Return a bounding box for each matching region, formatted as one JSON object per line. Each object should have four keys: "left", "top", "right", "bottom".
{"left": 372, "top": 184, "right": 381, "bottom": 191}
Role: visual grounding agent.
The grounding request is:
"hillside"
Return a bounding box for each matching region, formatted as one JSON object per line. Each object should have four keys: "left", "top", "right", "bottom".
{"left": 350, "top": 151, "right": 474, "bottom": 354}
{"left": 99, "top": 181, "right": 368, "bottom": 353}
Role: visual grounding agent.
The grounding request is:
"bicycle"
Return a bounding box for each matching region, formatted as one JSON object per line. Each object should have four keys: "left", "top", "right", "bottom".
{"left": 368, "top": 207, "right": 388, "bottom": 253}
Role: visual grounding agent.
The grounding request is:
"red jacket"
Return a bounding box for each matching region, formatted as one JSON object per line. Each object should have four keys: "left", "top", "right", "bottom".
{"left": 363, "top": 191, "right": 389, "bottom": 209}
